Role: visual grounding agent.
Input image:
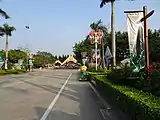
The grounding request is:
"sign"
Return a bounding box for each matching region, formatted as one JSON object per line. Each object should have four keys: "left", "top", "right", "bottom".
{"left": 29, "top": 59, "right": 33, "bottom": 66}
{"left": 0, "top": 56, "right": 4, "bottom": 69}
{"left": 127, "top": 12, "right": 145, "bottom": 72}
{"left": 105, "top": 46, "right": 112, "bottom": 59}
{"left": 89, "top": 30, "right": 103, "bottom": 44}
{"left": 105, "top": 46, "right": 112, "bottom": 69}
{"left": 92, "top": 49, "right": 101, "bottom": 62}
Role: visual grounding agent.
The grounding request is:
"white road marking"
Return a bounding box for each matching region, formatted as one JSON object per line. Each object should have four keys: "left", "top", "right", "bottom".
{"left": 40, "top": 73, "right": 72, "bottom": 120}
{"left": 100, "top": 109, "right": 108, "bottom": 120}
{"left": 89, "top": 82, "right": 112, "bottom": 120}
{"left": 89, "top": 82, "right": 111, "bottom": 109}
{"left": 100, "top": 109, "right": 112, "bottom": 120}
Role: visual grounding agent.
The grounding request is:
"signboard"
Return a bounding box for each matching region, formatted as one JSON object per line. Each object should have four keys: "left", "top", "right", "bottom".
{"left": 105, "top": 46, "right": 112, "bottom": 59}
{"left": 127, "top": 12, "right": 145, "bottom": 72}
{"left": 29, "top": 59, "right": 33, "bottom": 66}
{"left": 92, "top": 49, "right": 101, "bottom": 63}
{"left": 0, "top": 56, "right": 4, "bottom": 69}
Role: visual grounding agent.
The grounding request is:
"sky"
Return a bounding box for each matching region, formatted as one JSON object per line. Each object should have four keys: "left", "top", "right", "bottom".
{"left": 0, "top": 0, "right": 159, "bottom": 56}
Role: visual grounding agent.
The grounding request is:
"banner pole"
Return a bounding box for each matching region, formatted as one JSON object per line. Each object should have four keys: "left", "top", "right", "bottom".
{"left": 95, "top": 42, "right": 98, "bottom": 71}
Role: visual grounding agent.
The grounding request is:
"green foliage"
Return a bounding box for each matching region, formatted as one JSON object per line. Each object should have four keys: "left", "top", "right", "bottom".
{"left": 0, "top": 69, "right": 27, "bottom": 75}
{"left": 106, "top": 66, "right": 135, "bottom": 86}
{"left": 148, "top": 70, "right": 160, "bottom": 96}
{"left": 0, "top": 49, "right": 27, "bottom": 69}
{"left": 0, "top": 70, "right": 7, "bottom": 75}
{"left": 8, "top": 49, "right": 27, "bottom": 63}
{"left": 73, "top": 27, "right": 160, "bottom": 65}
{"left": 0, "top": 8, "right": 10, "bottom": 19}
{"left": 33, "top": 51, "right": 56, "bottom": 67}
{"left": 0, "top": 23, "right": 16, "bottom": 36}
{"left": 73, "top": 38, "right": 93, "bottom": 63}
{"left": 89, "top": 72, "right": 160, "bottom": 120}
{"left": 149, "top": 29, "right": 160, "bottom": 62}
{"left": 100, "top": 0, "right": 116, "bottom": 8}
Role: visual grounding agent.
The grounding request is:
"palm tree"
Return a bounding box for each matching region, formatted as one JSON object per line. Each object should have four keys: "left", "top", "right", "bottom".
{"left": 0, "top": 23, "right": 16, "bottom": 69}
{"left": 100, "top": 0, "right": 116, "bottom": 67}
{"left": 0, "top": 9, "right": 10, "bottom": 37}
{"left": 90, "top": 20, "right": 109, "bottom": 69}
{"left": 0, "top": 8, "right": 9, "bottom": 19}
{"left": 100, "top": 0, "right": 134, "bottom": 67}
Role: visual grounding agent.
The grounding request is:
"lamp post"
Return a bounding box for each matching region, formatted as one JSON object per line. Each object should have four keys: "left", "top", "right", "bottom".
{"left": 89, "top": 30, "right": 103, "bottom": 71}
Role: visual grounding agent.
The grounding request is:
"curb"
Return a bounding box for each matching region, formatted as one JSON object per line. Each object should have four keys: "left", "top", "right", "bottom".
{"left": 89, "top": 80, "right": 130, "bottom": 120}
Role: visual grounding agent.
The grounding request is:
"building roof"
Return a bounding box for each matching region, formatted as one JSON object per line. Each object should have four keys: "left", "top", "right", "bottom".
{"left": 61, "top": 56, "right": 77, "bottom": 65}
{"left": 54, "top": 60, "right": 62, "bottom": 65}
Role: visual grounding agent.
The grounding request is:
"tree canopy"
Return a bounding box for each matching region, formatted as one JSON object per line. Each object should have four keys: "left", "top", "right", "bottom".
{"left": 73, "top": 23, "right": 160, "bottom": 64}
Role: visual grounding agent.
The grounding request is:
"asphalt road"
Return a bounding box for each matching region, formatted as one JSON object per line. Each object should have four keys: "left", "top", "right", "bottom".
{"left": 0, "top": 69, "right": 108, "bottom": 120}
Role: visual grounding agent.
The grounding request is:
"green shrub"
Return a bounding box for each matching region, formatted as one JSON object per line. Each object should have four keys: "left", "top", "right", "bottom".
{"left": 89, "top": 73, "right": 160, "bottom": 120}
{"left": 87, "top": 67, "right": 106, "bottom": 72}
{"left": 16, "top": 69, "right": 26, "bottom": 73}
{"left": 0, "top": 69, "right": 27, "bottom": 75}
{"left": 6, "top": 69, "right": 19, "bottom": 74}
{"left": 0, "top": 70, "right": 7, "bottom": 75}
{"left": 106, "top": 66, "right": 136, "bottom": 86}
{"left": 87, "top": 70, "right": 111, "bottom": 81}
{"left": 147, "top": 70, "right": 160, "bottom": 96}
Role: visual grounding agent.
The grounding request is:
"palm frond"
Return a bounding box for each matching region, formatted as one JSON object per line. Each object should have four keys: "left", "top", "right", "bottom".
{"left": 100, "top": 0, "right": 116, "bottom": 8}
{"left": 90, "top": 19, "right": 103, "bottom": 31}
{"left": 0, "top": 8, "right": 10, "bottom": 19}
{"left": 1, "top": 23, "right": 16, "bottom": 36}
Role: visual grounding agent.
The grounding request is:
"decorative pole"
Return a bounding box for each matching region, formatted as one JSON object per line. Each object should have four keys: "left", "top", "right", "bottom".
{"left": 89, "top": 30, "right": 103, "bottom": 71}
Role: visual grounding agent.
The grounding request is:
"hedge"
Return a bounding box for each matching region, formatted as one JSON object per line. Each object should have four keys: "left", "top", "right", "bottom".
{"left": 88, "top": 73, "right": 160, "bottom": 120}
{"left": 87, "top": 70, "right": 111, "bottom": 81}
{"left": 0, "top": 69, "right": 27, "bottom": 75}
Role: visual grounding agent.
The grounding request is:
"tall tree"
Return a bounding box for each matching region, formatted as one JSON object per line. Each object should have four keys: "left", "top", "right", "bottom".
{"left": 100, "top": 0, "right": 116, "bottom": 67}
{"left": 90, "top": 20, "right": 109, "bottom": 69}
{"left": 0, "top": 23, "right": 16, "bottom": 69}
{"left": 100, "top": 0, "right": 134, "bottom": 67}
{"left": 73, "top": 37, "right": 93, "bottom": 63}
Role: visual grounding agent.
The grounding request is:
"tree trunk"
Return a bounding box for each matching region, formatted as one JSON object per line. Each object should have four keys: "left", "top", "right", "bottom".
{"left": 111, "top": 0, "right": 116, "bottom": 68}
{"left": 101, "top": 39, "right": 106, "bottom": 69}
{"left": 5, "top": 35, "right": 9, "bottom": 69}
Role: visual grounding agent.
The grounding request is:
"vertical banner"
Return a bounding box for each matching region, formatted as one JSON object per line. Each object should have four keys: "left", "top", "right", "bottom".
{"left": 105, "top": 46, "right": 112, "bottom": 69}
{"left": 0, "top": 56, "right": 4, "bottom": 69}
{"left": 127, "top": 12, "right": 145, "bottom": 72}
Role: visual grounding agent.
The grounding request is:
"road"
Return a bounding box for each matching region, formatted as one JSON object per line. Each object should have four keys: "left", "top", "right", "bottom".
{"left": 0, "top": 69, "right": 108, "bottom": 120}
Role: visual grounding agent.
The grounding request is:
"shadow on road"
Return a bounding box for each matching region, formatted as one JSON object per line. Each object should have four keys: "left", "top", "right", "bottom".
{"left": 35, "top": 107, "right": 79, "bottom": 120}
{"left": 3, "top": 87, "right": 29, "bottom": 94}
{"left": 33, "top": 71, "right": 104, "bottom": 120}
{"left": 0, "top": 80, "right": 11, "bottom": 87}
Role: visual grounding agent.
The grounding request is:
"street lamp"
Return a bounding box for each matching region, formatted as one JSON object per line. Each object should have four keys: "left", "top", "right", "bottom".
{"left": 89, "top": 30, "right": 103, "bottom": 71}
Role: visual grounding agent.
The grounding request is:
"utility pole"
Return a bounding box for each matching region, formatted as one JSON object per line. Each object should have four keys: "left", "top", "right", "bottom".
{"left": 111, "top": 1, "right": 116, "bottom": 67}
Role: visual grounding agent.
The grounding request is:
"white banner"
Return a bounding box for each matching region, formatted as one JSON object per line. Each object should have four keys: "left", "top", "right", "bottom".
{"left": 127, "top": 12, "right": 144, "bottom": 55}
